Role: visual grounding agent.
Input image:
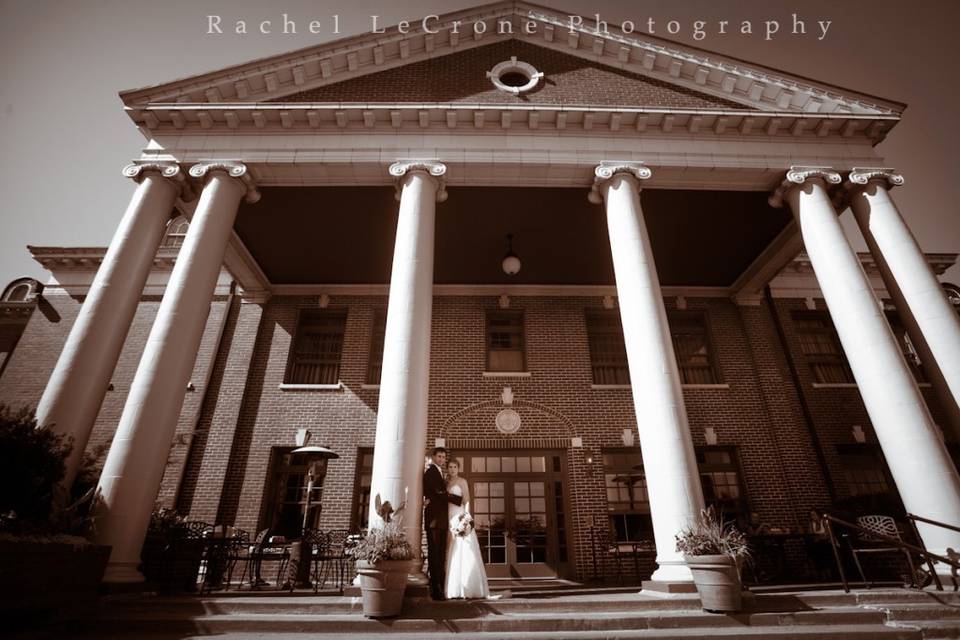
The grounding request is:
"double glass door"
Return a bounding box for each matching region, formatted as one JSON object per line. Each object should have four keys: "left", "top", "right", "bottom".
{"left": 454, "top": 450, "right": 569, "bottom": 578}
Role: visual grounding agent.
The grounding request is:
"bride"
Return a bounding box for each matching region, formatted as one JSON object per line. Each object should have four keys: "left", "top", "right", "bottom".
{"left": 445, "top": 460, "right": 490, "bottom": 599}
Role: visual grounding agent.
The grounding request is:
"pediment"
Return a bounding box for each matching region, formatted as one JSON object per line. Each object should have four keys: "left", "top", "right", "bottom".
{"left": 120, "top": 1, "right": 903, "bottom": 117}
{"left": 274, "top": 40, "right": 745, "bottom": 110}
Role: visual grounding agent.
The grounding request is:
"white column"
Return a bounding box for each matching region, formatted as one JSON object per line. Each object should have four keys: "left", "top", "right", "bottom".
{"left": 772, "top": 166, "right": 960, "bottom": 564}
{"left": 95, "top": 162, "right": 258, "bottom": 583}
{"left": 36, "top": 163, "right": 190, "bottom": 488}
{"left": 367, "top": 161, "right": 446, "bottom": 579}
{"left": 590, "top": 163, "right": 705, "bottom": 585}
{"left": 845, "top": 168, "right": 960, "bottom": 440}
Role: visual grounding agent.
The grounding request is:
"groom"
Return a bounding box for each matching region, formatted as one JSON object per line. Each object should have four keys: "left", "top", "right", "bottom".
{"left": 423, "top": 446, "right": 462, "bottom": 600}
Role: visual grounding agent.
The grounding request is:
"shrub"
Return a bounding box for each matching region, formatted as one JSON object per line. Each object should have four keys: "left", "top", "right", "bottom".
{"left": 0, "top": 405, "right": 71, "bottom": 523}
{"left": 676, "top": 506, "right": 750, "bottom": 560}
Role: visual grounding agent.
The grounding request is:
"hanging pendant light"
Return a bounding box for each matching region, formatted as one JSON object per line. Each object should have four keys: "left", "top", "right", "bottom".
{"left": 502, "top": 233, "right": 521, "bottom": 275}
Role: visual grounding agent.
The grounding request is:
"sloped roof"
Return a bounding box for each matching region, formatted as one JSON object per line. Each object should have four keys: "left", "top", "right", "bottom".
{"left": 275, "top": 40, "right": 746, "bottom": 110}
{"left": 119, "top": 1, "right": 904, "bottom": 117}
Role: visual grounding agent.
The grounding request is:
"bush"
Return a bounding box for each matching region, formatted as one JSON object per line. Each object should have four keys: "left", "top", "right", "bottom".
{"left": 0, "top": 405, "right": 71, "bottom": 523}
{"left": 676, "top": 506, "right": 750, "bottom": 560}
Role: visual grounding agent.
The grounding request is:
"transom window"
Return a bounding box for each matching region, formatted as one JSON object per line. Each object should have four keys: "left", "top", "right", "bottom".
{"left": 285, "top": 310, "right": 347, "bottom": 385}
{"left": 486, "top": 311, "right": 526, "bottom": 372}
{"left": 471, "top": 455, "right": 546, "bottom": 474}
{"left": 792, "top": 311, "right": 855, "bottom": 384}
{"left": 163, "top": 217, "right": 189, "bottom": 248}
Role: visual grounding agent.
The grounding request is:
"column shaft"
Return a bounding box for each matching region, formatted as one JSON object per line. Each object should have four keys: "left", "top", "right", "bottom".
{"left": 600, "top": 169, "right": 705, "bottom": 584}
{"left": 367, "top": 166, "right": 441, "bottom": 574}
{"left": 848, "top": 174, "right": 960, "bottom": 441}
{"left": 783, "top": 172, "right": 960, "bottom": 561}
{"left": 95, "top": 170, "right": 248, "bottom": 583}
{"left": 37, "top": 168, "right": 180, "bottom": 488}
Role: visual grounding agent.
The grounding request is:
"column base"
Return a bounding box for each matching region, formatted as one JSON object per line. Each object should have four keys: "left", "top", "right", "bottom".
{"left": 649, "top": 559, "right": 695, "bottom": 583}
{"left": 641, "top": 580, "right": 698, "bottom": 595}
{"left": 102, "top": 562, "right": 146, "bottom": 584}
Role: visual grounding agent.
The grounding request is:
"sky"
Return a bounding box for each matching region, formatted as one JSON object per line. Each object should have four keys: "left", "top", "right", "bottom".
{"left": 1, "top": 0, "right": 958, "bottom": 286}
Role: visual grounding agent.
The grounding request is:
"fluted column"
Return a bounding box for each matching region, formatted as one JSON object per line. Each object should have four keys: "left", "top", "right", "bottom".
{"left": 844, "top": 168, "right": 960, "bottom": 442}
{"left": 590, "top": 163, "right": 705, "bottom": 585}
{"left": 95, "top": 162, "right": 259, "bottom": 583}
{"left": 772, "top": 167, "right": 960, "bottom": 565}
{"left": 367, "top": 161, "right": 446, "bottom": 582}
{"left": 37, "top": 162, "right": 192, "bottom": 489}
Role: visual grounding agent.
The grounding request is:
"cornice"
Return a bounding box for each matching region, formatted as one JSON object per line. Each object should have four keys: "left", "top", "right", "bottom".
{"left": 127, "top": 103, "right": 898, "bottom": 144}
{"left": 119, "top": 1, "right": 903, "bottom": 121}
{"left": 785, "top": 252, "right": 959, "bottom": 277}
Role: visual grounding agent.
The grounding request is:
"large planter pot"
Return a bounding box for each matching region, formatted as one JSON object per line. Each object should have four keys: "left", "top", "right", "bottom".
{"left": 686, "top": 554, "right": 743, "bottom": 612}
{"left": 0, "top": 539, "right": 111, "bottom": 622}
{"left": 355, "top": 559, "right": 416, "bottom": 618}
{"left": 140, "top": 535, "right": 205, "bottom": 593}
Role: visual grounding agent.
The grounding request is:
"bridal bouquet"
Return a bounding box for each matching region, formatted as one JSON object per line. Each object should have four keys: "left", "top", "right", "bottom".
{"left": 450, "top": 512, "right": 474, "bottom": 537}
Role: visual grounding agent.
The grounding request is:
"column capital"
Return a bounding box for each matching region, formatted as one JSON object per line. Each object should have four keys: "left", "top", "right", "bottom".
{"left": 122, "top": 162, "right": 196, "bottom": 202}
{"left": 388, "top": 160, "right": 448, "bottom": 202}
{"left": 188, "top": 161, "right": 260, "bottom": 204}
{"left": 846, "top": 167, "right": 905, "bottom": 190}
{"left": 768, "top": 165, "right": 841, "bottom": 208}
{"left": 588, "top": 162, "right": 652, "bottom": 204}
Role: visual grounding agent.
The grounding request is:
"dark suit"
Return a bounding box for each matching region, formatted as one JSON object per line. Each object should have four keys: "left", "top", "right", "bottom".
{"left": 423, "top": 463, "right": 462, "bottom": 599}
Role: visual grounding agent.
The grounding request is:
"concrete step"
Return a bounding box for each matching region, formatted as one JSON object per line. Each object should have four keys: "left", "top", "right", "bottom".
{"left": 874, "top": 603, "right": 960, "bottom": 621}
{"left": 16, "top": 623, "right": 923, "bottom": 640}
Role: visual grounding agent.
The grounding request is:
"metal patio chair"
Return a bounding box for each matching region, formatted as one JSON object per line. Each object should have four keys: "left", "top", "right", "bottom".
{"left": 849, "top": 515, "right": 918, "bottom": 588}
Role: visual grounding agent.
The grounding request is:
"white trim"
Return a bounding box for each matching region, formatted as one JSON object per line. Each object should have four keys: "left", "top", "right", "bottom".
{"left": 482, "top": 371, "right": 532, "bottom": 378}
{"left": 278, "top": 383, "right": 343, "bottom": 391}
{"left": 591, "top": 384, "right": 630, "bottom": 390}
{"left": 270, "top": 283, "right": 731, "bottom": 298}
{"left": 811, "top": 383, "right": 858, "bottom": 389}
{"left": 682, "top": 383, "right": 731, "bottom": 390}
{"left": 360, "top": 384, "right": 381, "bottom": 390}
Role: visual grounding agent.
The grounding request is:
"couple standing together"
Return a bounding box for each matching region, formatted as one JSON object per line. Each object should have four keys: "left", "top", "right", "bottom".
{"left": 423, "top": 447, "right": 490, "bottom": 600}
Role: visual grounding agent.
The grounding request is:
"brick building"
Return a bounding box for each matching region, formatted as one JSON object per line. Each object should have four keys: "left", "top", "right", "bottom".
{"left": 3, "top": 1, "right": 960, "bottom": 588}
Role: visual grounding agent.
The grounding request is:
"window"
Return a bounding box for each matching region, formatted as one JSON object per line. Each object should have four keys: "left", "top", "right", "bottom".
{"left": 486, "top": 311, "right": 525, "bottom": 372}
{"left": 886, "top": 312, "right": 927, "bottom": 383}
{"left": 261, "top": 448, "right": 328, "bottom": 539}
{"left": 604, "top": 446, "right": 747, "bottom": 539}
{"left": 366, "top": 310, "right": 386, "bottom": 385}
{"left": 602, "top": 450, "right": 652, "bottom": 542}
{"left": 696, "top": 447, "right": 746, "bottom": 517}
{"left": 792, "top": 311, "right": 855, "bottom": 384}
{"left": 285, "top": 310, "right": 347, "bottom": 384}
{"left": 586, "top": 311, "right": 630, "bottom": 385}
{"left": 163, "top": 217, "right": 189, "bottom": 248}
{"left": 352, "top": 449, "right": 374, "bottom": 531}
{"left": 669, "top": 312, "right": 719, "bottom": 384}
{"left": 837, "top": 445, "right": 892, "bottom": 497}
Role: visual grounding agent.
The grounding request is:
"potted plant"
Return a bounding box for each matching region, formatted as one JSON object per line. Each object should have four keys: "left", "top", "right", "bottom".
{"left": 139, "top": 505, "right": 206, "bottom": 593}
{"left": 0, "top": 405, "right": 110, "bottom": 623}
{"left": 352, "top": 494, "right": 416, "bottom": 618}
{"left": 675, "top": 506, "right": 750, "bottom": 613}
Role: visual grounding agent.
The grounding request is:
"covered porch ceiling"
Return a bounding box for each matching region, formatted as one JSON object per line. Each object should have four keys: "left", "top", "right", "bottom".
{"left": 233, "top": 186, "right": 791, "bottom": 288}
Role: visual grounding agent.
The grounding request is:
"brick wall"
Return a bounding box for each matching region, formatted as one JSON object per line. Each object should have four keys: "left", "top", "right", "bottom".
{"left": 3, "top": 287, "right": 948, "bottom": 582}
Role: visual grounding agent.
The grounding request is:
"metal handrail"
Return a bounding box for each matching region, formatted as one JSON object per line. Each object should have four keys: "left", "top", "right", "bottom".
{"left": 822, "top": 513, "right": 959, "bottom": 593}
{"left": 907, "top": 513, "right": 960, "bottom": 534}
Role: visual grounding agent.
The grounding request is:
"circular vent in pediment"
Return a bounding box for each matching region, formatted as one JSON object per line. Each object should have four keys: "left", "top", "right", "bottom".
{"left": 487, "top": 57, "right": 543, "bottom": 95}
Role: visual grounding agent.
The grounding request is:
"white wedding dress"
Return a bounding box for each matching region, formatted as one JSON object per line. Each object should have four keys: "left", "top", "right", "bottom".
{"left": 445, "top": 482, "right": 490, "bottom": 599}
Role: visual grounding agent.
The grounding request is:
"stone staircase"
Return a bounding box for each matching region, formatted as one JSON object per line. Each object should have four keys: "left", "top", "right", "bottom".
{"left": 12, "top": 587, "right": 960, "bottom": 639}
